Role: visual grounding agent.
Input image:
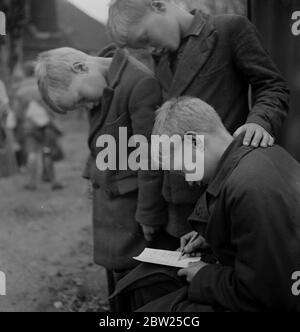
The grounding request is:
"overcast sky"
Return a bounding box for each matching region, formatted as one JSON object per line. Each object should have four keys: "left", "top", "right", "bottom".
{"left": 68, "top": 0, "right": 111, "bottom": 24}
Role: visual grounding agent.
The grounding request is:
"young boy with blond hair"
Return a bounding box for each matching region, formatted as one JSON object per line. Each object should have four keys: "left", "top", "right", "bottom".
{"left": 35, "top": 46, "right": 174, "bottom": 274}
{"left": 112, "top": 96, "right": 300, "bottom": 312}
{"left": 107, "top": 0, "right": 290, "bottom": 240}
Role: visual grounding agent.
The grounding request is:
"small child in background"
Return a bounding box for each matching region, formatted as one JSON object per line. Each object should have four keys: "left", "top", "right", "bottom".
{"left": 0, "top": 79, "right": 18, "bottom": 179}
{"left": 13, "top": 63, "right": 64, "bottom": 191}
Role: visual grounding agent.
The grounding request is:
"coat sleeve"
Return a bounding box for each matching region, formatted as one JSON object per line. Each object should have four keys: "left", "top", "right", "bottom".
{"left": 128, "top": 76, "right": 168, "bottom": 227}
{"left": 188, "top": 176, "right": 298, "bottom": 312}
{"left": 231, "top": 16, "right": 290, "bottom": 138}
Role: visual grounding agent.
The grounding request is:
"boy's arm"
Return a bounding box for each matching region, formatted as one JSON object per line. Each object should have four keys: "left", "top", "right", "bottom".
{"left": 232, "top": 16, "right": 290, "bottom": 140}
{"left": 128, "top": 76, "right": 168, "bottom": 230}
{"left": 188, "top": 178, "right": 296, "bottom": 312}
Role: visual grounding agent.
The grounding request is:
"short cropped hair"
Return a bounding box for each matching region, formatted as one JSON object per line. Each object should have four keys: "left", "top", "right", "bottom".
{"left": 35, "top": 47, "right": 87, "bottom": 114}
{"left": 108, "top": 0, "right": 154, "bottom": 46}
{"left": 153, "top": 97, "right": 226, "bottom": 137}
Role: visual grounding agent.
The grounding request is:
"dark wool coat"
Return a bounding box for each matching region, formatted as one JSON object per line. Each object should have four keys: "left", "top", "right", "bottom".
{"left": 113, "top": 136, "right": 300, "bottom": 312}
{"left": 85, "top": 49, "right": 168, "bottom": 271}
{"left": 154, "top": 11, "right": 290, "bottom": 238}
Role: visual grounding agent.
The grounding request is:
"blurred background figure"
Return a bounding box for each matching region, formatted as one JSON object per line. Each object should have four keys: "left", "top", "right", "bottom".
{"left": 0, "top": 79, "right": 18, "bottom": 179}
{"left": 13, "top": 61, "right": 64, "bottom": 191}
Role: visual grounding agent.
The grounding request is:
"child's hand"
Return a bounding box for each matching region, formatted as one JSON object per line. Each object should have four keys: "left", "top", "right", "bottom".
{"left": 180, "top": 232, "right": 208, "bottom": 254}
{"left": 233, "top": 123, "right": 275, "bottom": 148}
{"left": 141, "top": 225, "right": 161, "bottom": 242}
{"left": 178, "top": 262, "right": 208, "bottom": 283}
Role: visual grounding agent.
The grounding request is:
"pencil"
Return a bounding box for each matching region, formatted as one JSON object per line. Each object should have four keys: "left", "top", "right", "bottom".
{"left": 179, "top": 232, "right": 199, "bottom": 260}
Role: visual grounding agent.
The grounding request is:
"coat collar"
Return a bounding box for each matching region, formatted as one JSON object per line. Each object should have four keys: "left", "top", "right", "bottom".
{"left": 206, "top": 135, "right": 255, "bottom": 198}
{"left": 88, "top": 48, "right": 130, "bottom": 151}
{"left": 184, "top": 9, "right": 207, "bottom": 37}
{"left": 106, "top": 48, "right": 130, "bottom": 89}
{"left": 157, "top": 11, "right": 218, "bottom": 97}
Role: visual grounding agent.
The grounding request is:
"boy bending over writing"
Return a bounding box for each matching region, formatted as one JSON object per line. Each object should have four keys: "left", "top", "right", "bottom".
{"left": 113, "top": 97, "right": 300, "bottom": 312}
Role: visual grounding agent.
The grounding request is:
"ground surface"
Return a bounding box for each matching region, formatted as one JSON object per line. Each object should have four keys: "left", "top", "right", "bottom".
{"left": 0, "top": 118, "right": 109, "bottom": 312}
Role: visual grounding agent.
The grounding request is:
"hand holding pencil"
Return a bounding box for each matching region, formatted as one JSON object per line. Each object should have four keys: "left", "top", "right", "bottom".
{"left": 179, "top": 231, "right": 208, "bottom": 259}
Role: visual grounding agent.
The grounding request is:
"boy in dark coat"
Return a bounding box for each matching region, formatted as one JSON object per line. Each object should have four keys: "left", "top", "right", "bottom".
{"left": 35, "top": 47, "right": 173, "bottom": 272}
{"left": 108, "top": 0, "right": 290, "bottom": 239}
{"left": 113, "top": 97, "right": 300, "bottom": 312}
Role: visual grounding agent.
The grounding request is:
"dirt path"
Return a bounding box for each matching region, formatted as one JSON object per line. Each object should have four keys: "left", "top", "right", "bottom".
{"left": 0, "top": 119, "right": 108, "bottom": 312}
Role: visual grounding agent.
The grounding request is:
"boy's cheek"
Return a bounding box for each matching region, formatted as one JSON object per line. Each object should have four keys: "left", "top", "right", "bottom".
{"left": 77, "top": 103, "right": 96, "bottom": 112}
{"left": 81, "top": 83, "right": 105, "bottom": 101}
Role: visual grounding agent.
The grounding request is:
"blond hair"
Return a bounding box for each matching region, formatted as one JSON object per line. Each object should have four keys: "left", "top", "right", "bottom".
{"left": 108, "top": 0, "right": 156, "bottom": 46}
{"left": 35, "top": 47, "right": 88, "bottom": 114}
{"left": 153, "top": 97, "right": 226, "bottom": 137}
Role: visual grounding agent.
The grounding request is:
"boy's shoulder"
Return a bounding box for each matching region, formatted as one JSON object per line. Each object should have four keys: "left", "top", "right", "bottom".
{"left": 116, "top": 49, "right": 157, "bottom": 86}
{"left": 127, "top": 54, "right": 155, "bottom": 79}
{"left": 104, "top": 47, "right": 157, "bottom": 91}
{"left": 226, "top": 145, "right": 290, "bottom": 196}
{"left": 212, "top": 13, "right": 253, "bottom": 36}
{"left": 213, "top": 13, "right": 250, "bottom": 26}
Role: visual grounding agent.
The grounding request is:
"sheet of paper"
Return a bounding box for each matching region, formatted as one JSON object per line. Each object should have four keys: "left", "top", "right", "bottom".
{"left": 133, "top": 248, "right": 201, "bottom": 269}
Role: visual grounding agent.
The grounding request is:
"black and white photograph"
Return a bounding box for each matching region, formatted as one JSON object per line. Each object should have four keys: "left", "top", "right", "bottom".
{"left": 0, "top": 0, "right": 300, "bottom": 317}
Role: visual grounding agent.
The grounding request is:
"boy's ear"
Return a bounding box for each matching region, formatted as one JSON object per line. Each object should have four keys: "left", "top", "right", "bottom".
{"left": 71, "top": 61, "right": 88, "bottom": 74}
{"left": 150, "top": 0, "right": 167, "bottom": 13}
{"left": 185, "top": 131, "right": 201, "bottom": 148}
